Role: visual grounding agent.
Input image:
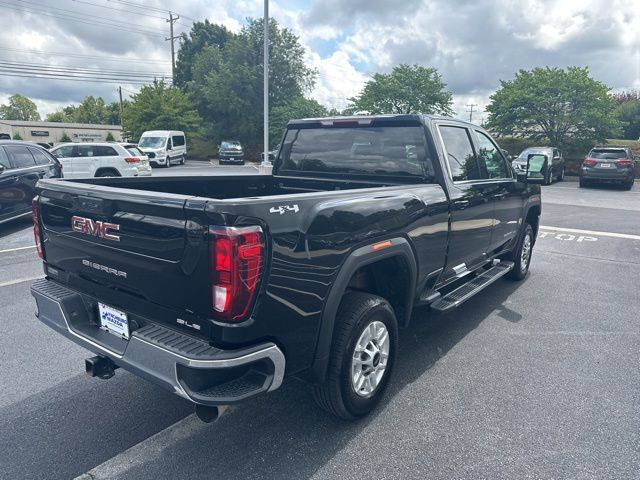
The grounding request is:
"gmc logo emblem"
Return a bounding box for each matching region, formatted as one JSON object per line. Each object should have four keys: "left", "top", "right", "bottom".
{"left": 71, "top": 216, "right": 120, "bottom": 242}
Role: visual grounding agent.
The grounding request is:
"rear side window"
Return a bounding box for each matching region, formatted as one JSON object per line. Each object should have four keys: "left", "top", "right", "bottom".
{"left": 5, "top": 146, "right": 36, "bottom": 168}
{"left": 589, "top": 149, "right": 628, "bottom": 159}
{"left": 28, "top": 147, "right": 53, "bottom": 165}
{"left": 474, "top": 131, "right": 510, "bottom": 179}
{"left": 94, "top": 146, "right": 118, "bottom": 156}
{"left": 279, "top": 125, "right": 432, "bottom": 177}
{"left": 0, "top": 147, "right": 10, "bottom": 169}
{"left": 76, "top": 145, "right": 94, "bottom": 157}
{"left": 172, "top": 135, "right": 185, "bottom": 147}
{"left": 439, "top": 126, "right": 481, "bottom": 182}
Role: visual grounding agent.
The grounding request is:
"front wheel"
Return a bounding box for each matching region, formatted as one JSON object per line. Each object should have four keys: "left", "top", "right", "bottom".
{"left": 180, "top": 155, "right": 185, "bottom": 165}
{"left": 624, "top": 180, "right": 634, "bottom": 191}
{"left": 506, "top": 223, "right": 534, "bottom": 281}
{"left": 165, "top": 157, "right": 171, "bottom": 168}
{"left": 313, "top": 292, "right": 398, "bottom": 420}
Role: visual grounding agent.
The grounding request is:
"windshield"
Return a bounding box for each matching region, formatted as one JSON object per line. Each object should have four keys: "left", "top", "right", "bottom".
{"left": 278, "top": 125, "right": 432, "bottom": 177}
{"left": 139, "top": 136, "right": 167, "bottom": 148}
{"left": 221, "top": 141, "right": 241, "bottom": 149}
{"left": 589, "top": 149, "right": 627, "bottom": 159}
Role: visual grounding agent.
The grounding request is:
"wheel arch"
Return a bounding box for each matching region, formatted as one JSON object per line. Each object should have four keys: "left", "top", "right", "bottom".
{"left": 94, "top": 167, "right": 121, "bottom": 177}
{"left": 307, "top": 237, "right": 417, "bottom": 384}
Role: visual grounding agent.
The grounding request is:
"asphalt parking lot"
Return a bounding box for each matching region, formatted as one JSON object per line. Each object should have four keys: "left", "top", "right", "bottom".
{"left": 0, "top": 171, "right": 638, "bottom": 480}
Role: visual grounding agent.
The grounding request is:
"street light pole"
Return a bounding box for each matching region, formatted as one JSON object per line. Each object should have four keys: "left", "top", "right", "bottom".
{"left": 262, "top": 0, "right": 270, "bottom": 167}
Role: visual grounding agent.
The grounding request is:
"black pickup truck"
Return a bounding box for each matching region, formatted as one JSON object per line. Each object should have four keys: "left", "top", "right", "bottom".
{"left": 30, "top": 115, "right": 541, "bottom": 421}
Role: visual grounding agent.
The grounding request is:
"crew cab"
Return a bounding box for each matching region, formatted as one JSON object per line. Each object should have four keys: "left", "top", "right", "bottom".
{"left": 30, "top": 115, "right": 541, "bottom": 421}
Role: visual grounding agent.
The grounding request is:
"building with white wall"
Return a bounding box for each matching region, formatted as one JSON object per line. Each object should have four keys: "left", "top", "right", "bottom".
{"left": 0, "top": 120, "right": 122, "bottom": 144}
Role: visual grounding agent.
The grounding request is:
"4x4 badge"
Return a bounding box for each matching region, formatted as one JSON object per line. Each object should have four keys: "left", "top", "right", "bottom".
{"left": 269, "top": 204, "right": 299, "bottom": 215}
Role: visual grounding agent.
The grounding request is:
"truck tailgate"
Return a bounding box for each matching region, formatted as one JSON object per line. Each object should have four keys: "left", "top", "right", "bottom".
{"left": 38, "top": 181, "right": 211, "bottom": 335}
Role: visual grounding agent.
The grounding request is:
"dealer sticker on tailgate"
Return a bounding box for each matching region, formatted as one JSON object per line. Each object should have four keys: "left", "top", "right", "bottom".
{"left": 98, "top": 303, "right": 130, "bottom": 339}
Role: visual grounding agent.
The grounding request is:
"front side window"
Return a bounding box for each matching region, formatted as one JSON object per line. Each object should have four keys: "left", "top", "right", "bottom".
{"left": 5, "top": 146, "right": 36, "bottom": 168}
{"left": 279, "top": 125, "right": 432, "bottom": 178}
{"left": 439, "top": 125, "right": 481, "bottom": 182}
{"left": 52, "top": 145, "right": 74, "bottom": 158}
{"left": 474, "top": 131, "right": 510, "bottom": 179}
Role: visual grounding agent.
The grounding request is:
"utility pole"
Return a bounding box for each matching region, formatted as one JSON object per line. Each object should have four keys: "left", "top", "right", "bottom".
{"left": 165, "top": 12, "right": 180, "bottom": 84}
{"left": 118, "top": 86, "right": 124, "bottom": 120}
{"left": 261, "top": 0, "right": 270, "bottom": 169}
{"left": 466, "top": 103, "right": 478, "bottom": 123}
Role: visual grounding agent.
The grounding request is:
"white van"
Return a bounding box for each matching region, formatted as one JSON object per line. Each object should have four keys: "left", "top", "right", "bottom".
{"left": 138, "top": 130, "right": 186, "bottom": 168}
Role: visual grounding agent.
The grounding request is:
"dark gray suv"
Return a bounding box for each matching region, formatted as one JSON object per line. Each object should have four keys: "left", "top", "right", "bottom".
{"left": 579, "top": 147, "right": 636, "bottom": 190}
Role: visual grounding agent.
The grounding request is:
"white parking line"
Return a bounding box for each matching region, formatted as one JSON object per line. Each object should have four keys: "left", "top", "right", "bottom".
{"left": 0, "top": 245, "right": 36, "bottom": 254}
{"left": 74, "top": 414, "right": 207, "bottom": 480}
{"left": 539, "top": 225, "right": 640, "bottom": 241}
{"left": 0, "top": 276, "right": 42, "bottom": 287}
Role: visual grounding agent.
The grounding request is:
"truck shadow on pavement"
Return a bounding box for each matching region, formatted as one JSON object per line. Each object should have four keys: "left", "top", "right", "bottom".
{"left": 0, "top": 278, "right": 525, "bottom": 480}
{"left": 0, "top": 215, "right": 31, "bottom": 239}
{"left": 118, "top": 278, "right": 526, "bottom": 480}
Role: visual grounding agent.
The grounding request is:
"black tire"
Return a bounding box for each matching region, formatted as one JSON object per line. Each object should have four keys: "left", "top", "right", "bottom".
{"left": 95, "top": 169, "right": 119, "bottom": 177}
{"left": 180, "top": 155, "right": 185, "bottom": 165}
{"left": 506, "top": 223, "right": 534, "bottom": 281}
{"left": 579, "top": 179, "right": 588, "bottom": 188}
{"left": 557, "top": 167, "right": 565, "bottom": 182}
{"left": 165, "top": 157, "right": 171, "bottom": 168}
{"left": 624, "top": 180, "right": 634, "bottom": 191}
{"left": 313, "top": 292, "right": 398, "bottom": 420}
{"left": 544, "top": 165, "right": 553, "bottom": 185}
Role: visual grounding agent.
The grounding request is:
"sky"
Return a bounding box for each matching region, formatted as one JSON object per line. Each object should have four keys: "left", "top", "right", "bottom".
{"left": 0, "top": 0, "right": 639, "bottom": 122}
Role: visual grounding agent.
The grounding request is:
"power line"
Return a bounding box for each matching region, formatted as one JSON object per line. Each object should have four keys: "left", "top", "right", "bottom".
{"left": 109, "top": 0, "right": 196, "bottom": 21}
{"left": 0, "top": 71, "right": 164, "bottom": 85}
{"left": 0, "top": 60, "right": 170, "bottom": 78}
{"left": 0, "top": 48, "right": 170, "bottom": 65}
{"left": 15, "top": 0, "right": 166, "bottom": 33}
{"left": 0, "top": 1, "right": 165, "bottom": 37}
{"left": 70, "top": 0, "right": 167, "bottom": 20}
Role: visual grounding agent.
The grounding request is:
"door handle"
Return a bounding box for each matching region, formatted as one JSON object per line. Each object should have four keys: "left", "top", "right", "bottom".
{"left": 491, "top": 193, "right": 507, "bottom": 200}
{"left": 454, "top": 200, "right": 470, "bottom": 209}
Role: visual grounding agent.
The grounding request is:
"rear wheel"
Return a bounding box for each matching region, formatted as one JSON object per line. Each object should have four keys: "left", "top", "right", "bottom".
{"left": 313, "top": 292, "right": 398, "bottom": 420}
{"left": 506, "top": 223, "right": 533, "bottom": 281}
{"left": 557, "top": 166, "right": 565, "bottom": 181}
{"left": 95, "top": 169, "right": 119, "bottom": 177}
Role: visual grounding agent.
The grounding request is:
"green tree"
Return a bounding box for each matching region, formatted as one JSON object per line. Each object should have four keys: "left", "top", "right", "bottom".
{"left": 0, "top": 93, "right": 40, "bottom": 121}
{"left": 73, "top": 96, "right": 109, "bottom": 124}
{"left": 187, "top": 18, "right": 317, "bottom": 148}
{"left": 106, "top": 101, "right": 124, "bottom": 125}
{"left": 347, "top": 65, "right": 453, "bottom": 116}
{"left": 12, "top": 132, "right": 22, "bottom": 140}
{"left": 122, "top": 80, "right": 201, "bottom": 141}
{"left": 486, "top": 67, "right": 621, "bottom": 148}
{"left": 175, "top": 20, "right": 233, "bottom": 88}
{"left": 45, "top": 110, "right": 70, "bottom": 122}
{"left": 614, "top": 99, "right": 640, "bottom": 140}
{"left": 270, "top": 96, "right": 327, "bottom": 142}
{"left": 60, "top": 132, "right": 72, "bottom": 142}
{"left": 105, "top": 131, "right": 115, "bottom": 141}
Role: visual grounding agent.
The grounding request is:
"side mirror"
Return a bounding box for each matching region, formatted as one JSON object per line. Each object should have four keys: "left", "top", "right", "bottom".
{"left": 0, "top": 164, "right": 5, "bottom": 174}
{"left": 525, "top": 153, "right": 547, "bottom": 184}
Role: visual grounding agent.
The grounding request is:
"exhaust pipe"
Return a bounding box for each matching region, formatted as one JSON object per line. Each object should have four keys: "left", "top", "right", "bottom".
{"left": 85, "top": 355, "right": 118, "bottom": 379}
{"left": 195, "top": 404, "right": 229, "bottom": 423}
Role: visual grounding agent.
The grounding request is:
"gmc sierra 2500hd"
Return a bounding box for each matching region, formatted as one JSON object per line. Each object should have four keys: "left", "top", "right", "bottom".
{"left": 30, "top": 115, "right": 541, "bottom": 421}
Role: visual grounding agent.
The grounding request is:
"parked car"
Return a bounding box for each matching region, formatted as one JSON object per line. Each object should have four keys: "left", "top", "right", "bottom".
{"left": 579, "top": 146, "right": 636, "bottom": 190}
{"left": 50, "top": 142, "right": 152, "bottom": 179}
{"left": 138, "top": 130, "right": 186, "bottom": 168}
{"left": 30, "top": 114, "right": 541, "bottom": 422}
{"left": 512, "top": 147, "right": 564, "bottom": 184}
{"left": 0, "top": 140, "right": 61, "bottom": 225}
{"left": 218, "top": 140, "right": 244, "bottom": 165}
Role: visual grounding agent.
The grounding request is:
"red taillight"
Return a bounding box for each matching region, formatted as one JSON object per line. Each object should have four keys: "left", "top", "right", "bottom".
{"left": 210, "top": 226, "right": 264, "bottom": 322}
{"left": 583, "top": 158, "right": 597, "bottom": 166}
{"left": 32, "top": 197, "right": 43, "bottom": 259}
{"left": 124, "top": 157, "right": 140, "bottom": 163}
{"left": 617, "top": 159, "right": 632, "bottom": 167}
